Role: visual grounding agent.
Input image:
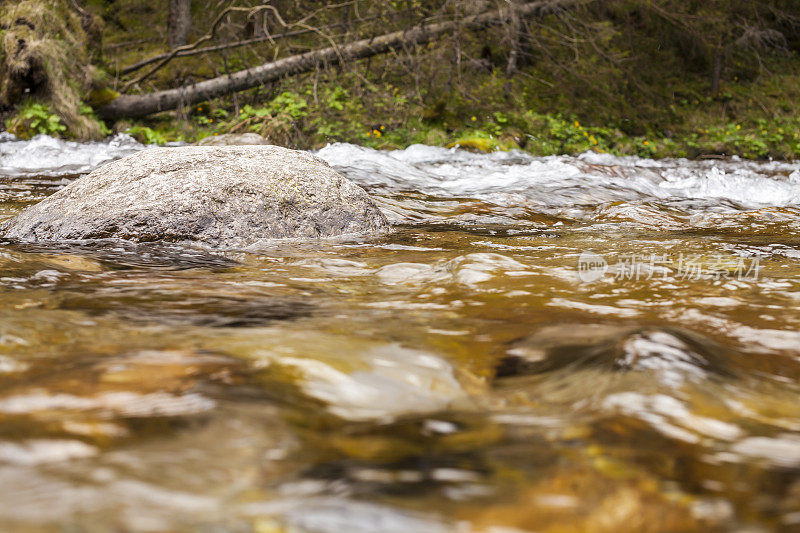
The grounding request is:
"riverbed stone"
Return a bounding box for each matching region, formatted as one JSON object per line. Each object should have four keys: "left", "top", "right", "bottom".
{"left": 0, "top": 145, "right": 389, "bottom": 247}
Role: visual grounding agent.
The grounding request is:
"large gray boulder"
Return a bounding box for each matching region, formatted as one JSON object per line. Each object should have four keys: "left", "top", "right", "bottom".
{"left": 0, "top": 145, "right": 389, "bottom": 248}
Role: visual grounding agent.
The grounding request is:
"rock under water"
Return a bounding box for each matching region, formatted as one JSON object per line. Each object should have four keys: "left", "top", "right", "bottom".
{"left": 0, "top": 145, "right": 389, "bottom": 248}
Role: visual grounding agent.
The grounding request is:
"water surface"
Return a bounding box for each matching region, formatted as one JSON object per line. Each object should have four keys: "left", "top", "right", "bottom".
{"left": 1, "top": 134, "right": 799, "bottom": 531}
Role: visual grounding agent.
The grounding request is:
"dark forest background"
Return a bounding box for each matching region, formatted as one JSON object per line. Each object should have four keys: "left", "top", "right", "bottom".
{"left": 2, "top": 0, "right": 800, "bottom": 158}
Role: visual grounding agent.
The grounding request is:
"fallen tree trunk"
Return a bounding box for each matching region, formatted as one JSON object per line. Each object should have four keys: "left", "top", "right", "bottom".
{"left": 98, "top": 0, "right": 584, "bottom": 120}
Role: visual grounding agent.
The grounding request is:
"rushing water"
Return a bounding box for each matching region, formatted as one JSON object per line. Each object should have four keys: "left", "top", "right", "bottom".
{"left": 1, "top": 134, "right": 800, "bottom": 532}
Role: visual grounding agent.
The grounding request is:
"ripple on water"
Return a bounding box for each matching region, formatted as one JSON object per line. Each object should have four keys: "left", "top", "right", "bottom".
{"left": 0, "top": 391, "right": 216, "bottom": 418}
{"left": 258, "top": 343, "right": 466, "bottom": 422}
{"left": 240, "top": 497, "right": 451, "bottom": 533}
{"left": 0, "top": 440, "right": 98, "bottom": 465}
{"left": 499, "top": 323, "right": 736, "bottom": 387}
{"left": 5, "top": 240, "right": 239, "bottom": 270}
{"left": 56, "top": 292, "right": 313, "bottom": 328}
{"left": 375, "top": 253, "right": 530, "bottom": 287}
{"left": 2, "top": 140, "right": 800, "bottom": 531}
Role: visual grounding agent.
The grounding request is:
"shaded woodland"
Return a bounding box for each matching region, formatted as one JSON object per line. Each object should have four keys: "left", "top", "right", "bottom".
{"left": 2, "top": 0, "right": 800, "bottom": 157}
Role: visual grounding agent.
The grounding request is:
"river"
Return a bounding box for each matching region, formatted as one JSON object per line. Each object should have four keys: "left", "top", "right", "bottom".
{"left": 1, "top": 133, "right": 799, "bottom": 531}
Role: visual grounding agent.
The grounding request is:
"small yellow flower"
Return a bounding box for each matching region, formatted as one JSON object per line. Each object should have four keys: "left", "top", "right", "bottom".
{"left": 574, "top": 121, "right": 580, "bottom": 128}
{"left": 736, "top": 124, "right": 741, "bottom": 130}
{"left": 380, "top": 125, "right": 385, "bottom": 130}
{"left": 373, "top": 129, "right": 381, "bottom": 138}
{"left": 471, "top": 116, "right": 477, "bottom": 121}
{"left": 643, "top": 141, "right": 649, "bottom": 146}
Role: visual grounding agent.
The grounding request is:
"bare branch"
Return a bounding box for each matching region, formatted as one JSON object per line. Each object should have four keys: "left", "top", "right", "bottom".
{"left": 100, "top": 0, "right": 590, "bottom": 119}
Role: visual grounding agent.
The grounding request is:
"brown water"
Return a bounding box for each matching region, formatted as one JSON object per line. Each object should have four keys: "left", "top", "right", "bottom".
{"left": 0, "top": 137, "right": 799, "bottom": 532}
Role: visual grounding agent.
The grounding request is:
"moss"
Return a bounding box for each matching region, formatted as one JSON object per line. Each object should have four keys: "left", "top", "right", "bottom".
{"left": 0, "top": 0, "right": 105, "bottom": 139}
{"left": 446, "top": 136, "right": 495, "bottom": 152}
{"left": 87, "top": 87, "right": 119, "bottom": 108}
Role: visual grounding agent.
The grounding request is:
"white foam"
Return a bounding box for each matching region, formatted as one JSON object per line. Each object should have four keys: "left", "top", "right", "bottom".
{"left": 0, "top": 134, "right": 144, "bottom": 177}
{"left": 316, "top": 143, "right": 800, "bottom": 210}
{"left": 0, "top": 439, "right": 97, "bottom": 465}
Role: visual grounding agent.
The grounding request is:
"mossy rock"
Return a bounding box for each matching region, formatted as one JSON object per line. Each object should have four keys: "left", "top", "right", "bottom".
{"left": 87, "top": 87, "right": 119, "bottom": 108}
{"left": 0, "top": 0, "right": 103, "bottom": 139}
{"left": 447, "top": 136, "right": 495, "bottom": 152}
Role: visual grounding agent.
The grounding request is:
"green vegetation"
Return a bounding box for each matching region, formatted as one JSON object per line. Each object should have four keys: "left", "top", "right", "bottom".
{"left": 126, "top": 75, "right": 800, "bottom": 160}
{"left": 5, "top": 102, "right": 66, "bottom": 139}
{"left": 3, "top": 0, "right": 800, "bottom": 159}
{"left": 124, "top": 125, "right": 168, "bottom": 145}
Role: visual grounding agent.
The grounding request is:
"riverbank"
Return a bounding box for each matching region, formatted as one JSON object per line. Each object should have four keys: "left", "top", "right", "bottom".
{"left": 4, "top": 0, "right": 800, "bottom": 160}
{"left": 10, "top": 69, "right": 800, "bottom": 161}
{"left": 119, "top": 72, "right": 800, "bottom": 160}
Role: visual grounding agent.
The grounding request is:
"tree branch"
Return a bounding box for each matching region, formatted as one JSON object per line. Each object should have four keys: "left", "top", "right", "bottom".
{"left": 99, "top": 0, "right": 588, "bottom": 120}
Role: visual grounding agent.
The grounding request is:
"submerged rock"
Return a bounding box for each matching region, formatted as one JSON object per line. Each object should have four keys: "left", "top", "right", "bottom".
{"left": 498, "top": 323, "right": 736, "bottom": 387}
{"left": 0, "top": 145, "right": 389, "bottom": 248}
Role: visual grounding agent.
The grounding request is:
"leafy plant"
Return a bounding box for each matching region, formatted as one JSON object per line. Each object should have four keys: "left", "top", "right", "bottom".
{"left": 267, "top": 92, "right": 308, "bottom": 120}
{"left": 323, "top": 86, "right": 348, "bottom": 111}
{"left": 237, "top": 104, "right": 271, "bottom": 121}
{"left": 125, "top": 126, "right": 168, "bottom": 145}
{"left": 6, "top": 102, "right": 67, "bottom": 139}
{"left": 523, "top": 113, "right": 614, "bottom": 155}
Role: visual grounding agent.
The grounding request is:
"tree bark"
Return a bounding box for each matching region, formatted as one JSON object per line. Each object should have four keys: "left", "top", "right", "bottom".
{"left": 505, "top": 0, "right": 522, "bottom": 79}
{"left": 167, "top": 0, "right": 192, "bottom": 49}
{"left": 252, "top": 10, "right": 266, "bottom": 38}
{"left": 100, "top": 0, "right": 583, "bottom": 120}
{"left": 711, "top": 49, "right": 723, "bottom": 95}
